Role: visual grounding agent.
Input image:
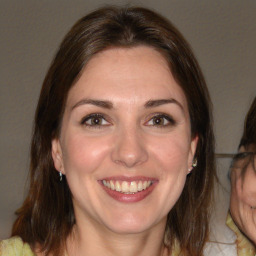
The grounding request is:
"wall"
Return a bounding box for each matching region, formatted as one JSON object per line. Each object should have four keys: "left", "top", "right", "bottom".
{"left": 0, "top": 0, "right": 255, "bottom": 240}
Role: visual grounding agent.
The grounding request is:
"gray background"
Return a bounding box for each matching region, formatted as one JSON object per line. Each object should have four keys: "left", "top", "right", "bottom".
{"left": 0, "top": 0, "right": 255, "bottom": 240}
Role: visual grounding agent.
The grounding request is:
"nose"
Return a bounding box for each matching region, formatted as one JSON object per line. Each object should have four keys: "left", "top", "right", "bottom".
{"left": 111, "top": 127, "right": 148, "bottom": 168}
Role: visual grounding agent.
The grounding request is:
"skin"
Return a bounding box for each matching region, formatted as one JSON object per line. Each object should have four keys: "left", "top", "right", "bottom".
{"left": 51, "top": 46, "right": 198, "bottom": 256}
{"left": 230, "top": 145, "right": 256, "bottom": 245}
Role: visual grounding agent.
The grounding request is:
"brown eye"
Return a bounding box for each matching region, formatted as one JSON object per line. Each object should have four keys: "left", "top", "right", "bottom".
{"left": 82, "top": 114, "right": 109, "bottom": 127}
{"left": 152, "top": 116, "right": 165, "bottom": 125}
{"left": 231, "top": 152, "right": 256, "bottom": 170}
{"left": 146, "top": 114, "right": 175, "bottom": 127}
{"left": 89, "top": 116, "right": 102, "bottom": 125}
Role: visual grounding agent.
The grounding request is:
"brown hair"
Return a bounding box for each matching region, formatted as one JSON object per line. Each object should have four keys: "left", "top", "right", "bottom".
{"left": 12, "top": 6, "right": 215, "bottom": 256}
{"left": 239, "top": 97, "right": 256, "bottom": 148}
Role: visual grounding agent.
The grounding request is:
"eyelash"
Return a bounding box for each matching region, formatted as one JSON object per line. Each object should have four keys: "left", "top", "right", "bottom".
{"left": 145, "top": 113, "right": 176, "bottom": 127}
{"left": 80, "top": 113, "right": 176, "bottom": 128}
{"left": 81, "top": 113, "right": 110, "bottom": 128}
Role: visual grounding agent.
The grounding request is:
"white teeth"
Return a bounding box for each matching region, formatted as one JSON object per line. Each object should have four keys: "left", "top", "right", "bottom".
{"left": 121, "top": 181, "right": 129, "bottom": 193}
{"left": 138, "top": 181, "right": 143, "bottom": 191}
{"left": 110, "top": 180, "right": 115, "bottom": 190}
{"left": 116, "top": 181, "right": 121, "bottom": 192}
{"left": 102, "top": 180, "right": 152, "bottom": 194}
{"left": 129, "top": 181, "right": 137, "bottom": 193}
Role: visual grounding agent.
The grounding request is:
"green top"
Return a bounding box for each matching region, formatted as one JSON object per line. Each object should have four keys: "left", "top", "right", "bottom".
{"left": 0, "top": 236, "right": 179, "bottom": 256}
{"left": 0, "top": 236, "right": 35, "bottom": 256}
{"left": 2, "top": 228, "right": 254, "bottom": 256}
{"left": 226, "top": 213, "right": 256, "bottom": 256}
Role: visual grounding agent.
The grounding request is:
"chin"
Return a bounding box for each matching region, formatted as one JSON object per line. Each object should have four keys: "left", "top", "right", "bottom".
{"left": 107, "top": 223, "right": 151, "bottom": 235}
{"left": 102, "top": 212, "right": 161, "bottom": 235}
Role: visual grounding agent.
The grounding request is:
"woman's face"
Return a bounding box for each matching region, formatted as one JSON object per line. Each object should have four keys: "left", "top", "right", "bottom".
{"left": 231, "top": 144, "right": 256, "bottom": 207}
{"left": 52, "top": 46, "right": 197, "bottom": 235}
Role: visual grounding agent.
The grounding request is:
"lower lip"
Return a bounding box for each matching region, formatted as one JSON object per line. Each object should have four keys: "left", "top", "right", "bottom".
{"left": 100, "top": 182, "right": 158, "bottom": 203}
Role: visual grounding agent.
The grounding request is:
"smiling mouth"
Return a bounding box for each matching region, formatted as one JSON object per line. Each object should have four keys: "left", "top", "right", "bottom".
{"left": 102, "top": 180, "right": 153, "bottom": 194}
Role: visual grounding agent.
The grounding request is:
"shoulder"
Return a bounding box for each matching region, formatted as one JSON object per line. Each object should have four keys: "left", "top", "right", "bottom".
{"left": 0, "top": 236, "right": 35, "bottom": 256}
{"left": 204, "top": 216, "right": 237, "bottom": 256}
{"left": 226, "top": 213, "right": 256, "bottom": 256}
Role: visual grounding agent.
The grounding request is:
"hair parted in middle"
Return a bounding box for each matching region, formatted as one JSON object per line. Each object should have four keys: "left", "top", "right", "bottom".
{"left": 12, "top": 6, "right": 215, "bottom": 256}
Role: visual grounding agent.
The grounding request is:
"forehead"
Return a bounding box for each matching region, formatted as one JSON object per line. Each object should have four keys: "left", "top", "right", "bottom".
{"left": 66, "top": 46, "right": 188, "bottom": 110}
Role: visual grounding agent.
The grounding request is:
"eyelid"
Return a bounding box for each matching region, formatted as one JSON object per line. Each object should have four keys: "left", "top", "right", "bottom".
{"left": 81, "top": 113, "right": 111, "bottom": 126}
{"left": 144, "top": 113, "right": 176, "bottom": 126}
{"left": 233, "top": 152, "right": 253, "bottom": 160}
{"left": 230, "top": 152, "right": 256, "bottom": 171}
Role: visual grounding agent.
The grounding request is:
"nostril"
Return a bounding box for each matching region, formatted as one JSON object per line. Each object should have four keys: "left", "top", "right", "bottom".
{"left": 111, "top": 136, "right": 148, "bottom": 168}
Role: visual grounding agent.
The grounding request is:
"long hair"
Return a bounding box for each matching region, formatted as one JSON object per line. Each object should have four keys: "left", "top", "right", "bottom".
{"left": 239, "top": 97, "right": 256, "bottom": 148}
{"left": 12, "top": 6, "right": 215, "bottom": 256}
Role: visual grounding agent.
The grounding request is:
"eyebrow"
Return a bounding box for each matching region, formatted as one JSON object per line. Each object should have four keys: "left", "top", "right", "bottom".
{"left": 144, "top": 99, "right": 184, "bottom": 111}
{"left": 71, "top": 98, "right": 184, "bottom": 111}
{"left": 71, "top": 99, "right": 113, "bottom": 110}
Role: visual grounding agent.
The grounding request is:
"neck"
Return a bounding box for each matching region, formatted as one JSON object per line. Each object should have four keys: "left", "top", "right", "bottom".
{"left": 66, "top": 217, "right": 168, "bottom": 256}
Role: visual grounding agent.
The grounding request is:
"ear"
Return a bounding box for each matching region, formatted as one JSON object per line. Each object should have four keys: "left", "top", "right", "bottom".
{"left": 188, "top": 134, "right": 199, "bottom": 173}
{"left": 51, "top": 138, "right": 65, "bottom": 174}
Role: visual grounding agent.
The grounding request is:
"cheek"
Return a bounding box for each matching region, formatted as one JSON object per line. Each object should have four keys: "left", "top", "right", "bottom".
{"left": 241, "top": 166, "right": 256, "bottom": 205}
{"left": 149, "top": 133, "right": 191, "bottom": 175}
{"left": 62, "top": 133, "right": 111, "bottom": 175}
{"left": 148, "top": 134, "right": 191, "bottom": 215}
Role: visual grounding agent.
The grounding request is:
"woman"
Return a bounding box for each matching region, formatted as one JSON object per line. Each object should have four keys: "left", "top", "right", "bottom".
{"left": 0, "top": 6, "right": 215, "bottom": 256}
{"left": 228, "top": 97, "right": 256, "bottom": 254}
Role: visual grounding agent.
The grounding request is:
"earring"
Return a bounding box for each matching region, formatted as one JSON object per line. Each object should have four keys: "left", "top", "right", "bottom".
{"left": 59, "top": 171, "right": 63, "bottom": 181}
{"left": 188, "top": 158, "right": 198, "bottom": 174}
{"left": 192, "top": 158, "right": 197, "bottom": 168}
